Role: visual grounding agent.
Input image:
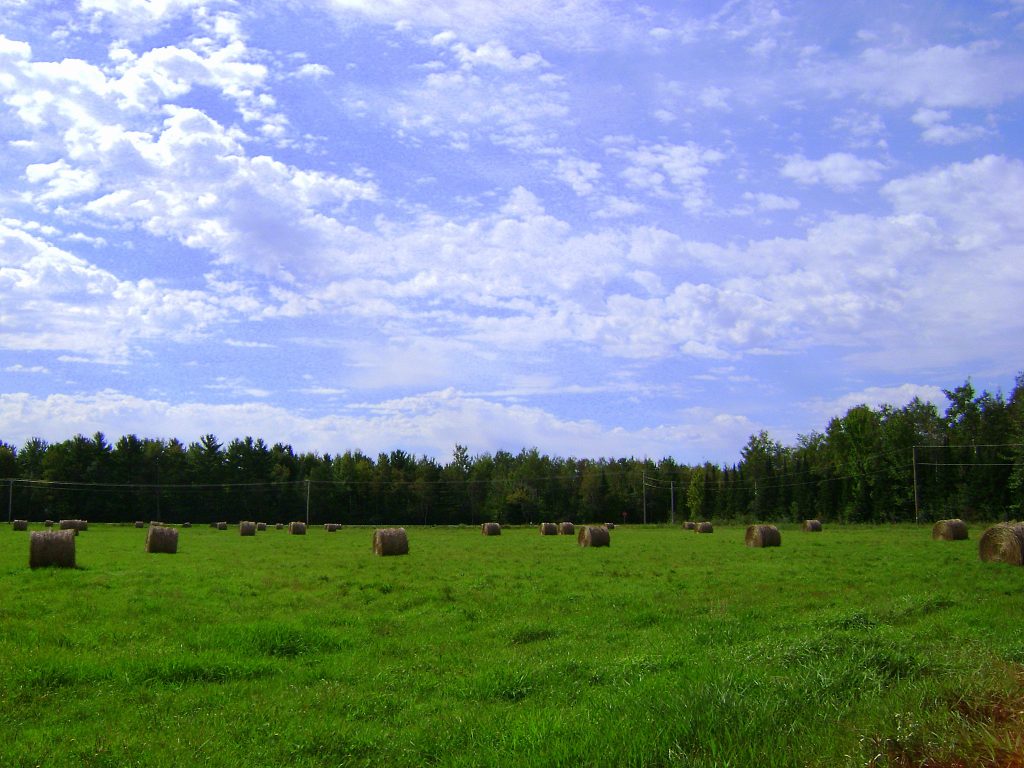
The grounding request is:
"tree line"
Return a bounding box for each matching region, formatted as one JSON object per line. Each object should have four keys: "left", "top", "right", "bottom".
{"left": 3, "top": 375, "right": 1023, "bottom": 526}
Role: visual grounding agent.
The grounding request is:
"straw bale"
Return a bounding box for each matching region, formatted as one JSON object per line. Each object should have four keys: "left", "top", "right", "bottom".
{"left": 577, "top": 525, "right": 610, "bottom": 548}
{"left": 979, "top": 523, "right": 1024, "bottom": 566}
{"left": 275, "top": 523, "right": 284, "bottom": 530}
{"left": 373, "top": 527, "right": 409, "bottom": 556}
{"left": 59, "top": 519, "right": 86, "bottom": 534}
{"left": 182, "top": 522, "right": 191, "bottom": 528}
{"left": 539, "top": 522, "right": 558, "bottom": 536}
{"left": 695, "top": 521, "right": 713, "bottom": 533}
{"left": 29, "top": 529, "right": 76, "bottom": 569}
{"left": 256, "top": 522, "right": 267, "bottom": 531}
{"left": 558, "top": 522, "right": 575, "bottom": 535}
{"left": 481, "top": 522, "right": 501, "bottom": 536}
{"left": 289, "top": 521, "right": 307, "bottom": 535}
{"left": 802, "top": 519, "right": 823, "bottom": 532}
{"left": 44, "top": 520, "right": 53, "bottom": 527}
{"left": 145, "top": 525, "right": 179, "bottom": 554}
{"left": 745, "top": 524, "right": 782, "bottom": 548}
{"left": 932, "top": 519, "right": 968, "bottom": 541}
{"left": 605, "top": 522, "right": 616, "bottom": 530}
{"left": 325, "top": 523, "right": 340, "bottom": 532}
{"left": 216, "top": 521, "right": 227, "bottom": 530}
{"left": 682, "top": 521, "right": 697, "bottom": 530}
{"left": 134, "top": 521, "right": 145, "bottom": 528}
{"left": 12, "top": 519, "right": 28, "bottom": 531}
{"left": 239, "top": 521, "right": 257, "bottom": 536}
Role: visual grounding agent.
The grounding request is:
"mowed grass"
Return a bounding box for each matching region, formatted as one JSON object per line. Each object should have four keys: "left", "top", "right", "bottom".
{"left": 1, "top": 523, "right": 1022, "bottom": 768}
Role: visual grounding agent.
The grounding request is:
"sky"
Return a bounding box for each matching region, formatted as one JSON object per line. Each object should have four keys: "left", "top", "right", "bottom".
{"left": 1, "top": 0, "right": 1022, "bottom": 465}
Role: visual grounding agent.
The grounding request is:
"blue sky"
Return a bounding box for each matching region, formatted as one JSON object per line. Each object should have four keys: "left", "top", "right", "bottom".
{"left": 1, "top": 0, "right": 1022, "bottom": 464}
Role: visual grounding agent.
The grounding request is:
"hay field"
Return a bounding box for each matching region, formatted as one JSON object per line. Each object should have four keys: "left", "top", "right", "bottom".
{"left": 1, "top": 523, "right": 1022, "bottom": 767}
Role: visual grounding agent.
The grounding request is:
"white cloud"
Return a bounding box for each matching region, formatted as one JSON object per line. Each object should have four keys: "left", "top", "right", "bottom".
{"left": 805, "top": 384, "right": 947, "bottom": 422}
{"left": 819, "top": 42, "right": 1024, "bottom": 109}
{"left": 0, "top": 220, "right": 234, "bottom": 362}
{"left": 741, "top": 191, "right": 800, "bottom": 211}
{"left": 911, "top": 108, "right": 989, "bottom": 145}
{"left": 610, "top": 140, "right": 726, "bottom": 212}
{"left": 0, "top": 387, "right": 756, "bottom": 461}
{"left": 780, "top": 152, "right": 886, "bottom": 191}
{"left": 554, "top": 155, "right": 602, "bottom": 196}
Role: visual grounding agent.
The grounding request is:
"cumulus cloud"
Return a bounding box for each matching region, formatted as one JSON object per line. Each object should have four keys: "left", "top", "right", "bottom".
{"left": 780, "top": 152, "right": 887, "bottom": 191}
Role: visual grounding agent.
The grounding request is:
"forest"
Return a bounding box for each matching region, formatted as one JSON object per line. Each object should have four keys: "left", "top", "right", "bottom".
{"left": 3, "top": 375, "right": 1023, "bottom": 526}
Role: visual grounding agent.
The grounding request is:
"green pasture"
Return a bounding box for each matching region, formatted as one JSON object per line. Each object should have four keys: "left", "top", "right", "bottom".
{"left": 0, "top": 523, "right": 1021, "bottom": 767}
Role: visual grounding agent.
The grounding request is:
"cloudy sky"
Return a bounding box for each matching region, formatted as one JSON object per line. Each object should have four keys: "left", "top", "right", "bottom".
{"left": 1, "top": 0, "right": 1022, "bottom": 463}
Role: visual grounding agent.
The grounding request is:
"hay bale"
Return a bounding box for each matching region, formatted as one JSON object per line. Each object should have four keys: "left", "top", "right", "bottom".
{"left": 255, "top": 522, "right": 267, "bottom": 531}
{"left": 695, "top": 521, "right": 713, "bottom": 533}
{"left": 44, "top": 520, "right": 53, "bottom": 527}
{"left": 979, "top": 523, "right": 1024, "bottom": 565}
{"left": 239, "top": 521, "right": 256, "bottom": 536}
{"left": 373, "top": 527, "right": 409, "bottom": 556}
{"left": 29, "top": 529, "right": 76, "bottom": 569}
{"left": 745, "top": 524, "right": 782, "bottom": 547}
{"left": 802, "top": 519, "right": 823, "bottom": 532}
{"left": 134, "top": 521, "right": 145, "bottom": 528}
{"left": 558, "top": 522, "right": 575, "bottom": 535}
{"left": 325, "top": 523, "right": 340, "bottom": 532}
{"left": 682, "top": 521, "right": 697, "bottom": 530}
{"left": 275, "top": 522, "right": 284, "bottom": 530}
{"left": 932, "top": 519, "right": 968, "bottom": 541}
{"left": 182, "top": 522, "right": 191, "bottom": 528}
{"left": 289, "top": 521, "right": 307, "bottom": 535}
{"left": 577, "top": 525, "right": 610, "bottom": 548}
{"left": 12, "top": 519, "right": 28, "bottom": 531}
{"left": 59, "top": 519, "right": 87, "bottom": 532}
{"left": 216, "top": 521, "right": 227, "bottom": 530}
{"left": 605, "top": 522, "right": 616, "bottom": 530}
{"left": 145, "top": 525, "right": 178, "bottom": 554}
{"left": 481, "top": 522, "right": 501, "bottom": 536}
{"left": 539, "top": 522, "right": 558, "bottom": 535}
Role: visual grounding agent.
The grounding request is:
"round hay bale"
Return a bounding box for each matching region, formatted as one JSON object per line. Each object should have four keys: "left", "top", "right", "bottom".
{"left": 745, "top": 524, "right": 781, "bottom": 547}
{"left": 802, "top": 519, "right": 823, "bottom": 532}
{"left": 289, "top": 521, "right": 307, "bottom": 535}
{"left": 481, "top": 522, "right": 501, "bottom": 536}
{"left": 239, "top": 521, "right": 257, "bottom": 536}
{"left": 275, "top": 522, "right": 284, "bottom": 530}
{"left": 134, "top": 521, "right": 145, "bottom": 528}
{"left": 256, "top": 522, "right": 267, "bottom": 531}
{"left": 695, "top": 521, "right": 713, "bottom": 534}
{"left": 215, "top": 521, "right": 227, "bottom": 530}
{"left": 932, "top": 519, "right": 968, "bottom": 541}
{"left": 182, "top": 522, "right": 192, "bottom": 528}
{"left": 29, "top": 529, "right": 76, "bottom": 569}
{"left": 577, "top": 525, "right": 610, "bottom": 548}
{"left": 605, "top": 522, "right": 615, "bottom": 530}
{"left": 539, "top": 522, "right": 558, "bottom": 535}
{"left": 325, "top": 523, "right": 340, "bottom": 532}
{"left": 58, "top": 519, "right": 85, "bottom": 535}
{"left": 44, "top": 520, "right": 53, "bottom": 528}
{"left": 682, "top": 521, "right": 697, "bottom": 530}
{"left": 373, "top": 527, "right": 409, "bottom": 556}
{"left": 979, "top": 523, "right": 1024, "bottom": 565}
{"left": 558, "top": 522, "right": 575, "bottom": 535}
{"left": 145, "top": 525, "right": 179, "bottom": 554}
{"left": 12, "top": 519, "right": 28, "bottom": 531}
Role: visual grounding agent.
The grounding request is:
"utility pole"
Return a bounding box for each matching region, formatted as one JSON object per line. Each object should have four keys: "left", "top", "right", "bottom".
{"left": 7, "top": 480, "right": 12, "bottom": 523}
{"left": 912, "top": 445, "right": 919, "bottom": 524}
{"left": 670, "top": 480, "right": 675, "bottom": 525}
{"left": 305, "top": 479, "right": 311, "bottom": 526}
{"left": 642, "top": 472, "right": 647, "bottom": 525}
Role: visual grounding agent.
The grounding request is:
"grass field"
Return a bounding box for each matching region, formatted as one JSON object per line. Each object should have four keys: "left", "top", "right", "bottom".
{"left": 1, "top": 523, "right": 1022, "bottom": 767}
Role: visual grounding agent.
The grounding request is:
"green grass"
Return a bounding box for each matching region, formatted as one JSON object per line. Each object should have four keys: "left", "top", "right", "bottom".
{"left": 1, "top": 523, "right": 1022, "bottom": 767}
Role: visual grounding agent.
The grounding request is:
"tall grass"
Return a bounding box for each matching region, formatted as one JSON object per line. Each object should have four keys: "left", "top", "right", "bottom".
{"left": 0, "top": 523, "right": 1021, "bottom": 767}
